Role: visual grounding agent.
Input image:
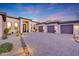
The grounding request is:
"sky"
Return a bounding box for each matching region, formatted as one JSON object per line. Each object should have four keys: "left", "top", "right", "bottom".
{"left": 0, "top": 3, "right": 79, "bottom": 21}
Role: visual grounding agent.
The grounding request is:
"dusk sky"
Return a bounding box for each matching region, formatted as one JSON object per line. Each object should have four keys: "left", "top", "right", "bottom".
{"left": 0, "top": 3, "right": 79, "bottom": 21}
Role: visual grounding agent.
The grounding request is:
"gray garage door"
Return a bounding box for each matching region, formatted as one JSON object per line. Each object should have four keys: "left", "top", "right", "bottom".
{"left": 39, "top": 26, "right": 43, "bottom": 32}
{"left": 61, "top": 25, "right": 73, "bottom": 34}
{"left": 47, "top": 25, "right": 55, "bottom": 33}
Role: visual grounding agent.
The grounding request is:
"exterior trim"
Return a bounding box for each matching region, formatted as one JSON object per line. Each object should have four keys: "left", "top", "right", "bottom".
{"left": 7, "top": 16, "right": 18, "bottom": 19}
{"left": 36, "top": 20, "right": 79, "bottom": 25}
{"left": 18, "top": 17, "right": 32, "bottom": 21}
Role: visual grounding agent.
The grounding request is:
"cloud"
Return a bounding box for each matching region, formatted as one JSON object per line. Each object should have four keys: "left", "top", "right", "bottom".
{"left": 16, "top": 4, "right": 41, "bottom": 14}
{"left": 40, "top": 8, "right": 77, "bottom": 22}
{"left": 47, "top": 3, "right": 57, "bottom": 10}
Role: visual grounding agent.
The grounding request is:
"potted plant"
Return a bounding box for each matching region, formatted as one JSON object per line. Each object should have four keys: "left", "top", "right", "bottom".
{"left": 2, "top": 28, "right": 9, "bottom": 39}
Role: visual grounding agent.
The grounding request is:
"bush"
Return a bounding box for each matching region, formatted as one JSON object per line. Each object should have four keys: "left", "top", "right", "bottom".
{"left": 0, "top": 42, "right": 13, "bottom": 54}
{"left": 4, "top": 28, "right": 9, "bottom": 35}
{"left": 16, "top": 31, "right": 19, "bottom": 36}
{"left": 2, "top": 28, "right": 9, "bottom": 39}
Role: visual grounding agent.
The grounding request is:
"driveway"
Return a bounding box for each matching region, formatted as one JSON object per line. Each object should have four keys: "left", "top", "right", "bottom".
{"left": 22, "top": 32, "right": 79, "bottom": 56}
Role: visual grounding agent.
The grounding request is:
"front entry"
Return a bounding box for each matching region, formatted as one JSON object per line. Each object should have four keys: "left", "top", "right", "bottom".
{"left": 23, "top": 24, "right": 26, "bottom": 32}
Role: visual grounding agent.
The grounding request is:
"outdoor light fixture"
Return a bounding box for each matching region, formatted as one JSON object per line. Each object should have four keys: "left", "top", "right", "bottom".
{"left": 74, "top": 25, "right": 79, "bottom": 29}
{"left": 55, "top": 26, "right": 57, "bottom": 29}
{"left": 14, "top": 22, "right": 18, "bottom": 28}
{"left": 7, "top": 22, "right": 11, "bottom": 29}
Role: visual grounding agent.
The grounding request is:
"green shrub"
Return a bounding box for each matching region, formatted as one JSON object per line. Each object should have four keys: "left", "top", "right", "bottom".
{"left": 4, "top": 28, "right": 9, "bottom": 35}
{"left": 16, "top": 31, "right": 19, "bottom": 36}
{"left": 2, "top": 28, "right": 9, "bottom": 39}
{"left": 0, "top": 42, "right": 13, "bottom": 54}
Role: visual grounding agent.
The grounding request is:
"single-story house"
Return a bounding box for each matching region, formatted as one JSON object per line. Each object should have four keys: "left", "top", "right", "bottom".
{"left": 0, "top": 12, "right": 79, "bottom": 38}
{"left": 36, "top": 20, "right": 79, "bottom": 35}
{"left": 0, "top": 12, "right": 38, "bottom": 38}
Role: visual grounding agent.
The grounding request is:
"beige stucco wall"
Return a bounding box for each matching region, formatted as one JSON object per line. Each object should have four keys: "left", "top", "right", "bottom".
{"left": 6, "top": 17, "right": 19, "bottom": 34}
{"left": 73, "top": 23, "right": 79, "bottom": 35}
{"left": 0, "top": 15, "right": 3, "bottom": 37}
{"left": 30, "top": 21, "right": 37, "bottom": 32}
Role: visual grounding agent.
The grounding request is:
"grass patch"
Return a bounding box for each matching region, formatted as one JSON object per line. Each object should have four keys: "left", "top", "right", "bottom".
{"left": 0, "top": 42, "right": 13, "bottom": 54}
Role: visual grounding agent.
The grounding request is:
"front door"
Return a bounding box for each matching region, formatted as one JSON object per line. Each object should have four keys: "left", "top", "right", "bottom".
{"left": 23, "top": 24, "right": 26, "bottom": 32}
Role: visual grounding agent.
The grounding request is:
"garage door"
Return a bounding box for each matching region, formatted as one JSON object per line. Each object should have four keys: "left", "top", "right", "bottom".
{"left": 61, "top": 25, "right": 73, "bottom": 34}
{"left": 47, "top": 25, "right": 55, "bottom": 33}
{"left": 39, "top": 26, "right": 43, "bottom": 32}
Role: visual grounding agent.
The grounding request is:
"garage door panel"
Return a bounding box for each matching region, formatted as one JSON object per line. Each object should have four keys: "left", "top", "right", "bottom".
{"left": 39, "top": 26, "right": 43, "bottom": 32}
{"left": 47, "top": 25, "right": 55, "bottom": 33}
{"left": 61, "top": 25, "right": 73, "bottom": 34}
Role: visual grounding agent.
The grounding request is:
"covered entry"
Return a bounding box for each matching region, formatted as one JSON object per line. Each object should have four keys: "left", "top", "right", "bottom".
{"left": 23, "top": 20, "right": 29, "bottom": 32}
{"left": 47, "top": 25, "right": 55, "bottom": 33}
{"left": 23, "top": 24, "right": 26, "bottom": 32}
{"left": 60, "top": 24, "right": 73, "bottom": 34}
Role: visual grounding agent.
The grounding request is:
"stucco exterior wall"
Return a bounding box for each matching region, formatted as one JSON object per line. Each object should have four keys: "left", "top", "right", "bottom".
{"left": 6, "top": 17, "right": 18, "bottom": 34}
{"left": 0, "top": 15, "right": 3, "bottom": 37}
{"left": 30, "top": 21, "right": 37, "bottom": 32}
{"left": 73, "top": 23, "right": 79, "bottom": 35}
{"left": 29, "top": 21, "right": 32, "bottom": 32}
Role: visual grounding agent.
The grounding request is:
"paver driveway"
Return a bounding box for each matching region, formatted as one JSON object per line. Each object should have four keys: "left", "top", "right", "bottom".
{"left": 22, "top": 32, "right": 79, "bottom": 56}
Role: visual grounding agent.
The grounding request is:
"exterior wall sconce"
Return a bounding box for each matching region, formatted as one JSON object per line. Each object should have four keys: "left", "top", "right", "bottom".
{"left": 74, "top": 25, "right": 79, "bottom": 29}
{"left": 7, "top": 22, "right": 11, "bottom": 29}
{"left": 14, "top": 22, "right": 18, "bottom": 28}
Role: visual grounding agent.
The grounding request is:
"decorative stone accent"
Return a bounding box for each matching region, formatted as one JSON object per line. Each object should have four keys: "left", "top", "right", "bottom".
{"left": 20, "top": 36, "right": 31, "bottom": 56}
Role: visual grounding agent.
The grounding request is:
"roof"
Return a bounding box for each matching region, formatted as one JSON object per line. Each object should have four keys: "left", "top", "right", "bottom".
{"left": 0, "top": 12, "right": 32, "bottom": 21}
{"left": 7, "top": 16, "right": 32, "bottom": 21}
{"left": 31, "top": 20, "right": 40, "bottom": 23}
{"left": 18, "top": 17, "right": 32, "bottom": 21}
{"left": 7, "top": 16, "right": 18, "bottom": 19}
{"left": 59, "top": 20, "right": 79, "bottom": 24}
{"left": 36, "top": 21, "right": 59, "bottom": 25}
{"left": 36, "top": 20, "right": 79, "bottom": 25}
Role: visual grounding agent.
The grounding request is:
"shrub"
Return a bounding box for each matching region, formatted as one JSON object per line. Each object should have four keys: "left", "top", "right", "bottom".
{"left": 16, "top": 31, "right": 19, "bottom": 36}
{"left": 4, "top": 28, "right": 9, "bottom": 35}
{"left": 0, "top": 42, "right": 13, "bottom": 54}
{"left": 2, "top": 28, "right": 9, "bottom": 39}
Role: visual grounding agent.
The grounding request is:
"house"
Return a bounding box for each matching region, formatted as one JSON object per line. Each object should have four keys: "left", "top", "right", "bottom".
{"left": 36, "top": 20, "right": 79, "bottom": 35}
{"left": 0, "top": 12, "right": 79, "bottom": 38}
{"left": 0, "top": 12, "right": 38, "bottom": 38}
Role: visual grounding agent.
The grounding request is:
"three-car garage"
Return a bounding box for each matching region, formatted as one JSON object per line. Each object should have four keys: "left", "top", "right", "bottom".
{"left": 38, "top": 24, "right": 74, "bottom": 34}
{"left": 37, "top": 21, "right": 79, "bottom": 35}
